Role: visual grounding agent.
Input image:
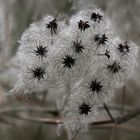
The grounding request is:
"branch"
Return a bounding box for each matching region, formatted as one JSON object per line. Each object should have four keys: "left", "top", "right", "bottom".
{"left": 115, "top": 108, "right": 140, "bottom": 124}
{"left": 4, "top": 108, "right": 140, "bottom": 126}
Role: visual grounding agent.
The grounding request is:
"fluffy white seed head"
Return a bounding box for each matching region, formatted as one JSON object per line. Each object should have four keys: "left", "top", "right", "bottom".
{"left": 71, "top": 70, "right": 113, "bottom": 104}
{"left": 14, "top": 60, "right": 49, "bottom": 93}
{"left": 62, "top": 93, "right": 97, "bottom": 139}
{"left": 114, "top": 37, "right": 139, "bottom": 65}
{"left": 13, "top": 8, "right": 139, "bottom": 139}
{"left": 48, "top": 45, "right": 87, "bottom": 85}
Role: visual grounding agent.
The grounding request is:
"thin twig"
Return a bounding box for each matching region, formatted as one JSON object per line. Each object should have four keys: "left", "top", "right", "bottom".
{"left": 103, "top": 102, "right": 115, "bottom": 122}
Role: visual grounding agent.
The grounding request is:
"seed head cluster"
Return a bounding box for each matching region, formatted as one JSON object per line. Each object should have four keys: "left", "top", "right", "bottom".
{"left": 14, "top": 8, "right": 139, "bottom": 139}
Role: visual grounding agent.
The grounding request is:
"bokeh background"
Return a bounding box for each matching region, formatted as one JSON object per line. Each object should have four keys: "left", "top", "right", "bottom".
{"left": 0, "top": 0, "right": 140, "bottom": 140}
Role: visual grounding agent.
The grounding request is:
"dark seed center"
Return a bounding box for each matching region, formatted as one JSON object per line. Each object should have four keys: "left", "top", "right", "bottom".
{"left": 105, "top": 50, "right": 110, "bottom": 59}
{"left": 78, "top": 103, "right": 92, "bottom": 115}
{"left": 32, "top": 67, "right": 45, "bottom": 81}
{"left": 62, "top": 54, "right": 76, "bottom": 69}
{"left": 94, "top": 34, "right": 108, "bottom": 45}
{"left": 118, "top": 43, "right": 130, "bottom": 54}
{"left": 91, "top": 12, "right": 103, "bottom": 22}
{"left": 89, "top": 79, "right": 103, "bottom": 93}
{"left": 34, "top": 45, "right": 47, "bottom": 57}
{"left": 73, "top": 41, "right": 84, "bottom": 53}
{"left": 47, "top": 19, "right": 57, "bottom": 35}
{"left": 78, "top": 20, "right": 90, "bottom": 31}
{"left": 107, "top": 61, "right": 122, "bottom": 74}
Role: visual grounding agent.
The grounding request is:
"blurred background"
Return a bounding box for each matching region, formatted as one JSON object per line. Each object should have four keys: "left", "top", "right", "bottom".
{"left": 0, "top": 0, "right": 140, "bottom": 140}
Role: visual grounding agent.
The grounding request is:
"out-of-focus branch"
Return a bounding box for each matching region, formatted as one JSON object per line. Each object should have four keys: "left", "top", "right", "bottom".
{"left": 121, "top": 85, "right": 126, "bottom": 114}
{"left": 2, "top": 0, "right": 12, "bottom": 62}
{"left": 115, "top": 108, "right": 140, "bottom": 124}
{"left": 1, "top": 107, "right": 139, "bottom": 126}
{"left": 0, "top": 105, "right": 139, "bottom": 118}
{"left": 93, "top": 124, "right": 140, "bottom": 135}
{"left": 1, "top": 111, "right": 140, "bottom": 134}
